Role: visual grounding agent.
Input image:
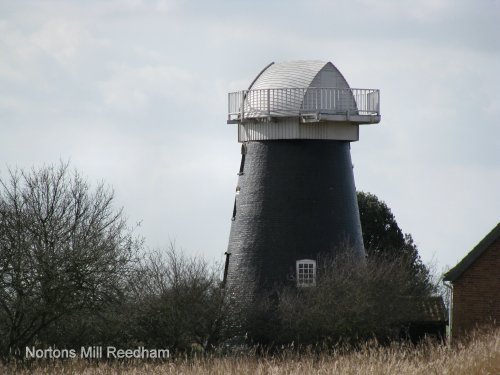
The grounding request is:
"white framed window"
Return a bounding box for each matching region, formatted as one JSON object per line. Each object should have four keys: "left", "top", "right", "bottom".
{"left": 296, "top": 259, "right": 316, "bottom": 287}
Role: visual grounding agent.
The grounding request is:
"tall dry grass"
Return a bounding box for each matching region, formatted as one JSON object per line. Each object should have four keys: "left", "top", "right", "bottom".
{"left": 3, "top": 328, "right": 499, "bottom": 375}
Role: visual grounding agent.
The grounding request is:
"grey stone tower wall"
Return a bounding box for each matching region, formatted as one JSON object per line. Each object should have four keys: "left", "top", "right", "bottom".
{"left": 225, "top": 140, "right": 365, "bottom": 312}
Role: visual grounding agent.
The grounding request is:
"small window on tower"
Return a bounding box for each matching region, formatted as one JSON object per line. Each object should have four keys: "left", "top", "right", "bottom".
{"left": 231, "top": 198, "right": 236, "bottom": 221}
{"left": 296, "top": 259, "right": 316, "bottom": 287}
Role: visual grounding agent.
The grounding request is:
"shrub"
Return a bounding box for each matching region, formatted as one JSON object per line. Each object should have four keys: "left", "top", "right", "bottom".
{"left": 244, "top": 251, "right": 437, "bottom": 347}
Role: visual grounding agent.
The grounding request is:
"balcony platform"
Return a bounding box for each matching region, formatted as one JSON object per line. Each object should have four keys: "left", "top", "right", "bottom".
{"left": 228, "top": 87, "right": 381, "bottom": 125}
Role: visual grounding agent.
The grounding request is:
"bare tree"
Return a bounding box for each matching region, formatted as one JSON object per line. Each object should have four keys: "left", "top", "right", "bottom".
{"left": 127, "top": 243, "right": 226, "bottom": 352}
{"left": 0, "top": 162, "right": 137, "bottom": 356}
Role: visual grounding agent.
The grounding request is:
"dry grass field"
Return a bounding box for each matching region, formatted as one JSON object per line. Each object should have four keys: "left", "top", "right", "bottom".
{"left": 3, "top": 328, "right": 499, "bottom": 375}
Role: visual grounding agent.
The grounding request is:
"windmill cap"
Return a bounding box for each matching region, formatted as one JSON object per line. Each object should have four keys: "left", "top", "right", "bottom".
{"left": 249, "top": 60, "right": 352, "bottom": 90}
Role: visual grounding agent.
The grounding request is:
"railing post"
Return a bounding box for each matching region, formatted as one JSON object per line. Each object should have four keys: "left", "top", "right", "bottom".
{"left": 267, "top": 89, "right": 271, "bottom": 118}
{"left": 376, "top": 89, "right": 380, "bottom": 114}
{"left": 240, "top": 90, "right": 245, "bottom": 120}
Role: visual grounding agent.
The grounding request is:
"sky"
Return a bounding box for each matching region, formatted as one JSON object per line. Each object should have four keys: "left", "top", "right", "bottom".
{"left": 1, "top": 0, "right": 499, "bottom": 276}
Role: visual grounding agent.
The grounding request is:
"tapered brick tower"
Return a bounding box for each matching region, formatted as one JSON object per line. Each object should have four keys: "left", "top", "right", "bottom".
{"left": 224, "top": 60, "right": 380, "bottom": 315}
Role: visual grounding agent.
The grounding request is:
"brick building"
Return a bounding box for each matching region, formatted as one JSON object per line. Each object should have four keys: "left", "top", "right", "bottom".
{"left": 444, "top": 223, "right": 500, "bottom": 340}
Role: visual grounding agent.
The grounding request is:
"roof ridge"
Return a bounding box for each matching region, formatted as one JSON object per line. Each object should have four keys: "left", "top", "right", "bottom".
{"left": 443, "top": 222, "right": 500, "bottom": 282}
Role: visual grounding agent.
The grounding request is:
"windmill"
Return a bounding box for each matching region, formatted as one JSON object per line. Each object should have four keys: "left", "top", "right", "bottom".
{"left": 224, "top": 60, "right": 380, "bottom": 315}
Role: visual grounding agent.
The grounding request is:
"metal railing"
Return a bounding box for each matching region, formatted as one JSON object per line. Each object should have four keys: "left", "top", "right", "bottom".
{"left": 228, "top": 87, "right": 380, "bottom": 122}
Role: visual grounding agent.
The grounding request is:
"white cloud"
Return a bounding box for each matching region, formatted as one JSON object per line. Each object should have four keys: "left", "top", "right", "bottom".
{"left": 98, "top": 64, "right": 195, "bottom": 111}
{"left": 357, "top": 0, "right": 453, "bottom": 20}
{"left": 0, "top": 22, "right": 39, "bottom": 83}
{"left": 31, "top": 20, "right": 94, "bottom": 66}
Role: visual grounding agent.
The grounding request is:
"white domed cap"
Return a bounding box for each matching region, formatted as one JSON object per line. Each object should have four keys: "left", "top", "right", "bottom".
{"left": 245, "top": 60, "right": 356, "bottom": 118}
{"left": 227, "top": 60, "right": 380, "bottom": 142}
{"left": 249, "top": 60, "right": 352, "bottom": 91}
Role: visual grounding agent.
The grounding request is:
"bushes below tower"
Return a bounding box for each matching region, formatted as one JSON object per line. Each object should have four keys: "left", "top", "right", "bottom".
{"left": 36, "top": 249, "right": 440, "bottom": 356}
{"left": 32, "top": 244, "right": 227, "bottom": 356}
{"left": 25, "top": 247, "right": 441, "bottom": 357}
{"left": 242, "top": 252, "right": 439, "bottom": 347}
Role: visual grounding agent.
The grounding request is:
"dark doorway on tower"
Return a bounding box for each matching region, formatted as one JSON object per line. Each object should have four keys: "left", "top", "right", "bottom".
{"left": 238, "top": 143, "right": 247, "bottom": 175}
